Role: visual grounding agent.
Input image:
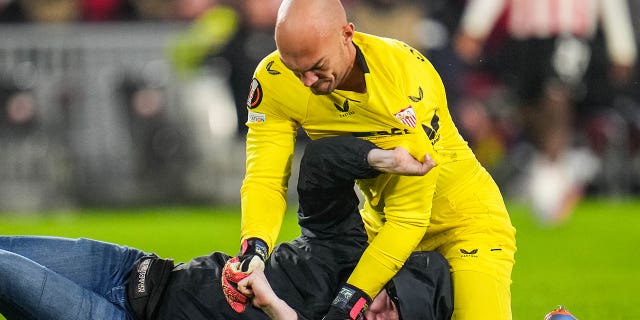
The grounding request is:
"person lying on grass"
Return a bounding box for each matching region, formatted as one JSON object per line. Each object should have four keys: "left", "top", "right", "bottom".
{"left": 0, "top": 136, "right": 451, "bottom": 320}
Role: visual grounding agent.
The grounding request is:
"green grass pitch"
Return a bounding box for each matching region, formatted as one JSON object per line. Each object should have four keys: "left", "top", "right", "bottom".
{"left": 1, "top": 198, "right": 639, "bottom": 319}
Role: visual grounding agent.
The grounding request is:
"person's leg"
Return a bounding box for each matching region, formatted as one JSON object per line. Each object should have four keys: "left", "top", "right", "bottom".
{"left": 425, "top": 160, "right": 517, "bottom": 320}
{"left": 444, "top": 240, "right": 515, "bottom": 320}
{"left": 0, "top": 248, "right": 129, "bottom": 320}
{"left": 0, "top": 236, "right": 146, "bottom": 319}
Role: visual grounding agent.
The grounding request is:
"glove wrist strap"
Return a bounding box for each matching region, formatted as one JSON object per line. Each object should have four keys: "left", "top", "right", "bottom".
{"left": 240, "top": 237, "right": 269, "bottom": 261}
{"left": 331, "top": 284, "right": 371, "bottom": 320}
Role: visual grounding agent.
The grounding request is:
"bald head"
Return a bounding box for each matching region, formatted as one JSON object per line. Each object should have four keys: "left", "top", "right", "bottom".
{"left": 275, "top": 0, "right": 350, "bottom": 59}
{"left": 274, "top": 0, "right": 359, "bottom": 94}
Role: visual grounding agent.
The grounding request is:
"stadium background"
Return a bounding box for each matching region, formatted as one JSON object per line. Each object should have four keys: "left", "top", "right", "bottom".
{"left": 1, "top": 0, "right": 639, "bottom": 318}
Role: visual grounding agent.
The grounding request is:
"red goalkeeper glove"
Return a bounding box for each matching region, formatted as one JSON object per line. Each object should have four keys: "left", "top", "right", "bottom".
{"left": 221, "top": 238, "right": 268, "bottom": 313}
{"left": 322, "top": 284, "right": 371, "bottom": 320}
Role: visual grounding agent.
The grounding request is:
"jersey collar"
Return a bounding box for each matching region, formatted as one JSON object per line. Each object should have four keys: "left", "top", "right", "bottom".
{"left": 354, "top": 44, "right": 370, "bottom": 74}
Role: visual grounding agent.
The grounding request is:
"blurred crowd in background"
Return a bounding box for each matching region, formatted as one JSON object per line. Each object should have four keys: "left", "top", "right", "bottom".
{"left": 1, "top": 0, "right": 639, "bottom": 225}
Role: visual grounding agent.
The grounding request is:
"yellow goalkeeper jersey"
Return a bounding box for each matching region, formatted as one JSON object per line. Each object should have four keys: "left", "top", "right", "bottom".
{"left": 241, "top": 32, "right": 476, "bottom": 298}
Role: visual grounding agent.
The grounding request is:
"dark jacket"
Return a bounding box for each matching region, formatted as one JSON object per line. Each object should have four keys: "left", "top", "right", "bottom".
{"left": 127, "top": 136, "right": 453, "bottom": 320}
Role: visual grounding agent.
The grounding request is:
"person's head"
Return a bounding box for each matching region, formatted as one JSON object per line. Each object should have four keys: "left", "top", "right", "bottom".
{"left": 274, "top": 0, "right": 357, "bottom": 95}
{"left": 366, "top": 251, "right": 454, "bottom": 320}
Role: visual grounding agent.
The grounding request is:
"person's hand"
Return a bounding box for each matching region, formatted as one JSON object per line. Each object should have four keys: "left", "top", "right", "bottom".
{"left": 237, "top": 269, "right": 277, "bottom": 309}
{"left": 364, "top": 289, "right": 400, "bottom": 320}
{"left": 367, "top": 147, "right": 436, "bottom": 176}
{"left": 237, "top": 270, "right": 299, "bottom": 320}
{"left": 221, "top": 238, "right": 269, "bottom": 313}
{"left": 322, "top": 284, "right": 371, "bottom": 320}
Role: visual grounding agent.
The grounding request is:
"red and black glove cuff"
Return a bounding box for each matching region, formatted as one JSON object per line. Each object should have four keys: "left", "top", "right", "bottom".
{"left": 323, "top": 284, "right": 371, "bottom": 320}
{"left": 238, "top": 237, "right": 269, "bottom": 272}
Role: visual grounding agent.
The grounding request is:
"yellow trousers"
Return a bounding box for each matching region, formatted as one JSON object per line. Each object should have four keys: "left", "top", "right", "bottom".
{"left": 417, "top": 159, "right": 517, "bottom": 320}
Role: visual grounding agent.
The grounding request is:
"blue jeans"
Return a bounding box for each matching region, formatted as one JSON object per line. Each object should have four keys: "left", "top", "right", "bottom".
{"left": 0, "top": 236, "right": 146, "bottom": 320}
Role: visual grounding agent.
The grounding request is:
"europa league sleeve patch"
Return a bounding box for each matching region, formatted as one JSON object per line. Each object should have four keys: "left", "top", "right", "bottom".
{"left": 247, "top": 78, "right": 263, "bottom": 109}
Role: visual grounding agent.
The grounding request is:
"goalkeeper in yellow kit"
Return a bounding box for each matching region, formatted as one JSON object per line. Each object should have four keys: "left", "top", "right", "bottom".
{"left": 222, "top": 0, "right": 517, "bottom": 319}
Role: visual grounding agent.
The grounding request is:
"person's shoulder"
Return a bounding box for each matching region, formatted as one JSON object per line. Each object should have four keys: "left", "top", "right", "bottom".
{"left": 354, "top": 31, "right": 427, "bottom": 65}
{"left": 354, "top": 31, "right": 436, "bottom": 82}
{"left": 252, "top": 50, "right": 309, "bottom": 104}
{"left": 254, "top": 50, "right": 303, "bottom": 87}
{"left": 255, "top": 50, "right": 281, "bottom": 72}
{"left": 255, "top": 50, "right": 288, "bottom": 77}
{"left": 354, "top": 32, "right": 411, "bottom": 52}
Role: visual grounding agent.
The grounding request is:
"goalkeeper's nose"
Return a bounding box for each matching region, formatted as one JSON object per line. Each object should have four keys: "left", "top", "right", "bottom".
{"left": 300, "top": 71, "right": 320, "bottom": 87}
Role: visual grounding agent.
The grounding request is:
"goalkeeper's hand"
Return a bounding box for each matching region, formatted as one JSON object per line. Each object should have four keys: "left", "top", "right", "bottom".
{"left": 221, "top": 237, "right": 269, "bottom": 313}
{"left": 322, "top": 284, "right": 371, "bottom": 320}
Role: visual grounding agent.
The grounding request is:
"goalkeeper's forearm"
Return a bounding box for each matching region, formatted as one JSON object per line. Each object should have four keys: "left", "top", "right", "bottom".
{"left": 347, "top": 219, "right": 429, "bottom": 298}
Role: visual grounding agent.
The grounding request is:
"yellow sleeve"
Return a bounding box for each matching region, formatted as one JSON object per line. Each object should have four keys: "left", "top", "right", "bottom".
{"left": 240, "top": 53, "right": 307, "bottom": 252}
{"left": 348, "top": 166, "right": 439, "bottom": 298}
{"left": 241, "top": 116, "right": 297, "bottom": 252}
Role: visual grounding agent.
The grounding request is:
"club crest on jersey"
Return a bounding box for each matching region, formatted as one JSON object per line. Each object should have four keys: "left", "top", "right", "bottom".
{"left": 247, "top": 78, "right": 263, "bottom": 109}
{"left": 394, "top": 106, "right": 417, "bottom": 128}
